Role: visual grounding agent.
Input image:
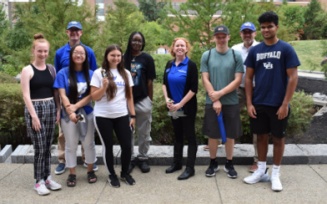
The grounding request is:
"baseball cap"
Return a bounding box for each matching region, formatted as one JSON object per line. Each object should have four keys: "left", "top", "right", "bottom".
{"left": 67, "top": 21, "right": 82, "bottom": 30}
{"left": 240, "top": 22, "right": 256, "bottom": 32}
{"left": 213, "top": 25, "right": 229, "bottom": 35}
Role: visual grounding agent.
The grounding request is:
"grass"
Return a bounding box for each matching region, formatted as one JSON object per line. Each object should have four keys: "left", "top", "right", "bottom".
{"left": 290, "top": 40, "right": 326, "bottom": 72}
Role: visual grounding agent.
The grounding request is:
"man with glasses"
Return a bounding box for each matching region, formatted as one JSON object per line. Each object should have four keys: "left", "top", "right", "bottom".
{"left": 243, "top": 12, "right": 299, "bottom": 192}
{"left": 232, "top": 22, "right": 259, "bottom": 173}
{"left": 54, "top": 21, "right": 98, "bottom": 175}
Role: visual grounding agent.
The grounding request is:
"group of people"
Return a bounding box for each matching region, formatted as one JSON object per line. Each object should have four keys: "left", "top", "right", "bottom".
{"left": 21, "top": 11, "right": 299, "bottom": 196}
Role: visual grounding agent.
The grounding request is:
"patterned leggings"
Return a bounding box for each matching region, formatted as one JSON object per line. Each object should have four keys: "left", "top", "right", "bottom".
{"left": 25, "top": 99, "right": 56, "bottom": 181}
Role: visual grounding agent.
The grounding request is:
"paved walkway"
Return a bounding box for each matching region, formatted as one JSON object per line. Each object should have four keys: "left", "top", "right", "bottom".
{"left": 0, "top": 163, "right": 327, "bottom": 203}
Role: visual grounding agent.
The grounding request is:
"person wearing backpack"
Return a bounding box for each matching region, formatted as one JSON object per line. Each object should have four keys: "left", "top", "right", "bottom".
{"left": 200, "top": 25, "right": 243, "bottom": 179}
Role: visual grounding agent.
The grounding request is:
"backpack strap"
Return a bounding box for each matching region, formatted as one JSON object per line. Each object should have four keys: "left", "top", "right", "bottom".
{"left": 47, "top": 64, "right": 56, "bottom": 79}
{"left": 206, "top": 48, "right": 237, "bottom": 66}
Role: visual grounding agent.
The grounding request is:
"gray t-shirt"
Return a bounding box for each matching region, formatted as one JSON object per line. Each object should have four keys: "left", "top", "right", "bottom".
{"left": 200, "top": 48, "right": 244, "bottom": 105}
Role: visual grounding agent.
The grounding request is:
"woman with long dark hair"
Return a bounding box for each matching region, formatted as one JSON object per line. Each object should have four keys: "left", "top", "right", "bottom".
{"left": 54, "top": 44, "right": 97, "bottom": 187}
{"left": 91, "top": 45, "right": 136, "bottom": 188}
{"left": 162, "top": 37, "right": 198, "bottom": 180}
{"left": 21, "top": 33, "right": 62, "bottom": 195}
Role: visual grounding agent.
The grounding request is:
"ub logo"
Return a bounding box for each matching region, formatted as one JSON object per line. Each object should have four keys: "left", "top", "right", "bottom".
{"left": 263, "top": 62, "right": 273, "bottom": 69}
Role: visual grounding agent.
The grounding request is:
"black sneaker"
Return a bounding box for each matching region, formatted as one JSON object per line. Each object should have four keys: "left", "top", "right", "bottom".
{"left": 224, "top": 163, "right": 238, "bottom": 179}
{"left": 128, "top": 160, "right": 138, "bottom": 174}
{"left": 205, "top": 162, "right": 219, "bottom": 177}
{"left": 108, "top": 175, "right": 120, "bottom": 188}
{"left": 138, "top": 160, "right": 150, "bottom": 173}
{"left": 120, "top": 174, "right": 136, "bottom": 185}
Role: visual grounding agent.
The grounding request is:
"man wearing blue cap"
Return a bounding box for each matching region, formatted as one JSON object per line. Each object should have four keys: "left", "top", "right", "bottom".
{"left": 200, "top": 25, "right": 243, "bottom": 179}
{"left": 232, "top": 22, "right": 259, "bottom": 173}
{"left": 54, "top": 21, "right": 98, "bottom": 175}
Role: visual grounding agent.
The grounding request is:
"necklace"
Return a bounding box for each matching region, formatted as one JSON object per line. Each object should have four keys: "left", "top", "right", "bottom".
{"left": 132, "top": 52, "right": 142, "bottom": 62}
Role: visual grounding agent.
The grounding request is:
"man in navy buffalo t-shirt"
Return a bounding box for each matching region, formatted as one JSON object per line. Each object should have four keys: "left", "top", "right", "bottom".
{"left": 243, "top": 11, "right": 300, "bottom": 192}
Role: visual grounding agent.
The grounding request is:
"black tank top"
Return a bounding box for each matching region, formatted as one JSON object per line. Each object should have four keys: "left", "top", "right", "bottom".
{"left": 29, "top": 64, "right": 54, "bottom": 99}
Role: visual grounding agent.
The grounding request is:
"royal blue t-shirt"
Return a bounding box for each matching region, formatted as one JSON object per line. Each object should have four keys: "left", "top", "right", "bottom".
{"left": 244, "top": 40, "right": 300, "bottom": 107}
{"left": 54, "top": 43, "right": 97, "bottom": 72}
{"left": 53, "top": 67, "right": 93, "bottom": 114}
{"left": 167, "top": 57, "right": 189, "bottom": 104}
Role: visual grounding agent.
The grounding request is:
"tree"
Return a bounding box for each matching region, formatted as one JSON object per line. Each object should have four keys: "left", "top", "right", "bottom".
{"left": 303, "top": 0, "right": 327, "bottom": 39}
{"left": 2, "top": 0, "right": 99, "bottom": 75}
{"left": 164, "top": 0, "right": 266, "bottom": 67}
{"left": 138, "top": 0, "right": 167, "bottom": 22}
{"left": 278, "top": 5, "right": 305, "bottom": 40}
{"left": 95, "top": 0, "right": 167, "bottom": 56}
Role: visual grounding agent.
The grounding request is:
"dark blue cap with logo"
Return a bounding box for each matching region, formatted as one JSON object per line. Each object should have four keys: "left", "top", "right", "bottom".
{"left": 213, "top": 25, "right": 230, "bottom": 35}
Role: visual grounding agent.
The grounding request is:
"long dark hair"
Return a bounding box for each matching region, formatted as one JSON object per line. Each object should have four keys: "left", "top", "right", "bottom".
{"left": 102, "top": 44, "right": 131, "bottom": 101}
{"left": 68, "top": 44, "right": 90, "bottom": 104}
{"left": 123, "top": 31, "right": 146, "bottom": 70}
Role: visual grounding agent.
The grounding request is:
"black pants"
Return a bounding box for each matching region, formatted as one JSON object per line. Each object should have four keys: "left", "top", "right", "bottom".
{"left": 171, "top": 115, "right": 198, "bottom": 168}
{"left": 95, "top": 115, "right": 132, "bottom": 176}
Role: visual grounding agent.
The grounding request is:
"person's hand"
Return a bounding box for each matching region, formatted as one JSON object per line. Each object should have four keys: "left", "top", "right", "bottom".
{"left": 209, "top": 91, "right": 223, "bottom": 102}
{"left": 277, "top": 104, "right": 289, "bottom": 120}
{"left": 212, "top": 100, "right": 222, "bottom": 115}
{"left": 69, "top": 112, "right": 78, "bottom": 123}
{"left": 129, "top": 118, "right": 135, "bottom": 133}
{"left": 166, "top": 98, "right": 174, "bottom": 110}
{"left": 31, "top": 116, "right": 41, "bottom": 132}
{"left": 170, "top": 103, "right": 183, "bottom": 112}
{"left": 56, "top": 109, "right": 60, "bottom": 124}
{"left": 66, "top": 104, "right": 78, "bottom": 114}
{"left": 247, "top": 104, "right": 257, "bottom": 118}
{"left": 102, "top": 77, "right": 109, "bottom": 89}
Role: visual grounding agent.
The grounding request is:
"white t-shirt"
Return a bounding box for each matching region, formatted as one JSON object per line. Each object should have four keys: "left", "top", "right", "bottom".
{"left": 232, "top": 40, "right": 259, "bottom": 87}
{"left": 91, "top": 68, "right": 134, "bottom": 118}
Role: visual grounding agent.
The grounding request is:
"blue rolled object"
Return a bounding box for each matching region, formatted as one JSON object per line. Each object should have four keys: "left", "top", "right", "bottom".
{"left": 217, "top": 113, "right": 226, "bottom": 144}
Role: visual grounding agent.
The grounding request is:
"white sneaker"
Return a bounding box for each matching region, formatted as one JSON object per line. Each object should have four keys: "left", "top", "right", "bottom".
{"left": 243, "top": 170, "right": 265, "bottom": 184}
{"left": 271, "top": 173, "right": 283, "bottom": 192}
{"left": 260, "top": 173, "right": 271, "bottom": 182}
{"left": 45, "top": 176, "right": 62, "bottom": 190}
{"left": 34, "top": 180, "right": 50, "bottom": 196}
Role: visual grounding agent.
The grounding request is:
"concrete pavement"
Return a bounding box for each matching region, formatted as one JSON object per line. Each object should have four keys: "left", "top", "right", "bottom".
{"left": 0, "top": 163, "right": 327, "bottom": 204}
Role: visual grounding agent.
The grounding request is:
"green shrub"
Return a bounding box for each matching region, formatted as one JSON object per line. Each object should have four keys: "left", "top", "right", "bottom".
{"left": 152, "top": 54, "right": 172, "bottom": 83}
{"left": 0, "top": 71, "right": 18, "bottom": 83}
{"left": 239, "top": 91, "right": 314, "bottom": 143}
{"left": 0, "top": 83, "right": 30, "bottom": 148}
{"left": 0, "top": 81, "right": 314, "bottom": 147}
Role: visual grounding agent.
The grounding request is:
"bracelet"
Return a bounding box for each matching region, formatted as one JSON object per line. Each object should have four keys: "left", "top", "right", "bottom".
{"left": 130, "top": 115, "right": 136, "bottom": 118}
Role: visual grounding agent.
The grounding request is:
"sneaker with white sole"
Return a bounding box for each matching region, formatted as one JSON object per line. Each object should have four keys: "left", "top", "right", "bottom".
{"left": 224, "top": 163, "right": 238, "bottom": 179}
{"left": 205, "top": 162, "right": 219, "bottom": 177}
{"left": 243, "top": 170, "right": 266, "bottom": 184}
{"left": 45, "top": 176, "right": 62, "bottom": 190}
{"left": 34, "top": 180, "right": 50, "bottom": 196}
{"left": 271, "top": 173, "right": 283, "bottom": 192}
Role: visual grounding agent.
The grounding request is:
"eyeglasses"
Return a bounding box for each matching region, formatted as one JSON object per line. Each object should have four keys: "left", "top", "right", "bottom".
{"left": 73, "top": 52, "right": 85, "bottom": 56}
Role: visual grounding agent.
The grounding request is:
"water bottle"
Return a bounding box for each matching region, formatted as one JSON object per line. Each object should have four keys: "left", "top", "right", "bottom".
{"left": 217, "top": 112, "right": 226, "bottom": 144}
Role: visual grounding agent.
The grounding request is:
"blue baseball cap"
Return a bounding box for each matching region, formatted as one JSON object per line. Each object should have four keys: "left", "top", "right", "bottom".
{"left": 67, "top": 21, "right": 82, "bottom": 30}
{"left": 240, "top": 22, "right": 256, "bottom": 32}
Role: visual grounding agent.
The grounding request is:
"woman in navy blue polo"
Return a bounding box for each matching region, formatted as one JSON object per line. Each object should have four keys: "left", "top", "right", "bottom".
{"left": 162, "top": 37, "right": 198, "bottom": 180}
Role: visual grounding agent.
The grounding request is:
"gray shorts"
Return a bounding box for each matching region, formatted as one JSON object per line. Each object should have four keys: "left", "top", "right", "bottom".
{"left": 202, "top": 104, "right": 242, "bottom": 139}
